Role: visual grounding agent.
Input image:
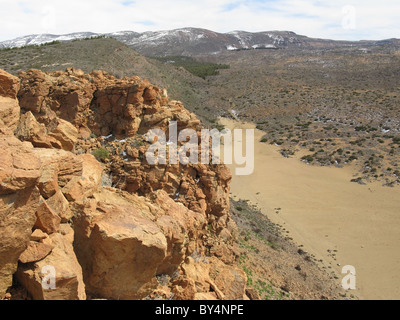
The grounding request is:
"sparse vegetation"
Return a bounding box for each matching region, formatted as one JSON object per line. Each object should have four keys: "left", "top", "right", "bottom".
{"left": 92, "top": 148, "right": 110, "bottom": 162}
{"left": 1, "top": 35, "right": 399, "bottom": 184}
{"left": 155, "top": 56, "right": 230, "bottom": 79}
{"left": 231, "top": 199, "right": 348, "bottom": 300}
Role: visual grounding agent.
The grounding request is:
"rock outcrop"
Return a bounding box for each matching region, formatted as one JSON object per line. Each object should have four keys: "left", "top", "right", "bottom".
{"left": 0, "top": 75, "right": 42, "bottom": 293}
{"left": 0, "top": 68, "right": 246, "bottom": 300}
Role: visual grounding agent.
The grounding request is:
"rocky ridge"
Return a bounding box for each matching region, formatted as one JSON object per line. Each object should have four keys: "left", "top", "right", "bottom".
{"left": 0, "top": 68, "right": 246, "bottom": 300}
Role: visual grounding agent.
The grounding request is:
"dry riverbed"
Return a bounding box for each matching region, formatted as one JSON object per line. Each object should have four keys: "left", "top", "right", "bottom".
{"left": 220, "top": 118, "right": 400, "bottom": 300}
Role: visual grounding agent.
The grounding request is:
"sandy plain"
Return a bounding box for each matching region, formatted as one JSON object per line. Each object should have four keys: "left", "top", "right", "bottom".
{"left": 220, "top": 118, "right": 400, "bottom": 300}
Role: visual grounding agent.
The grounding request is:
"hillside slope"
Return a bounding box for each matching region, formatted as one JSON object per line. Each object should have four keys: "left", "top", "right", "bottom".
{"left": 0, "top": 37, "right": 210, "bottom": 120}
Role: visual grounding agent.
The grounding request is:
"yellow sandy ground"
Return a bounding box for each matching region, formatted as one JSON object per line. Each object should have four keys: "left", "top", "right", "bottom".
{"left": 220, "top": 118, "right": 400, "bottom": 300}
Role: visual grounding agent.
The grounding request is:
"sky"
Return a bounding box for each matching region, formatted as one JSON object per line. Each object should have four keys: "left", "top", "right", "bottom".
{"left": 0, "top": 0, "right": 399, "bottom": 42}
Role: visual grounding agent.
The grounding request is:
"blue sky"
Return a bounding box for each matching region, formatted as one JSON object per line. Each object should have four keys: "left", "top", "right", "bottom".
{"left": 0, "top": 0, "right": 399, "bottom": 41}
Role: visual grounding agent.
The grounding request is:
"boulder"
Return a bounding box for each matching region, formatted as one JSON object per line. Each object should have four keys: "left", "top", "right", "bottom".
{"left": 171, "top": 277, "right": 197, "bottom": 300}
{"left": 15, "top": 111, "right": 62, "bottom": 149}
{"left": 16, "top": 225, "right": 86, "bottom": 300}
{"left": 0, "top": 187, "right": 40, "bottom": 295}
{"left": 19, "top": 241, "right": 54, "bottom": 264}
{"left": 49, "top": 119, "right": 78, "bottom": 151}
{"left": 0, "top": 134, "right": 42, "bottom": 295}
{"left": 34, "top": 197, "right": 61, "bottom": 235}
{"left": 46, "top": 190, "right": 73, "bottom": 223}
{"left": 208, "top": 258, "right": 247, "bottom": 300}
{"left": 0, "top": 135, "right": 42, "bottom": 195}
{"left": 74, "top": 194, "right": 168, "bottom": 300}
{"left": 30, "top": 229, "right": 48, "bottom": 242}
{"left": 62, "top": 154, "right": 102, "bottom": 203}
{"left": 17, "top": 69, "right": 52, "bottom": 115}
{"left": 179, "top": 256, "right": 247, "bottom": 301}
{"left": 151, "top": 190, "right": 206, "bottom": 275}
{"left": 37, "top": 162, "right": 59, "bottom": 199}
{"left": 0, "top": 69, "right": 20, "bottom": 99}
{"left": 32, "top": 148, "right": 83, "bottom": 189}
{"left": 0, "top": 97, "right": 20, "bottom": 133}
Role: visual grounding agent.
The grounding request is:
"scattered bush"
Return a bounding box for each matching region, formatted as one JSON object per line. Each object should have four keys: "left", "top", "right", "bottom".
{"left": 92, "top": 148, "right": 110, "bottom": 162}
{"left": 301, "top": 155, "right": 314, "bottom": 163}
{"left": 155, "top": 56, "right": 230, "bottom": 79}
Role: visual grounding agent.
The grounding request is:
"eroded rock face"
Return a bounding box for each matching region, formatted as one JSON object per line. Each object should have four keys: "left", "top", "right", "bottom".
{"left": 0, "top": 69, "right": 20, "bottom": 100}
{"left": 32, "top": 148, "right": 83, "bottom": 196}
{"left": 73, "top": 189, "right": 206, "bottom": 300}
{"left": 34, "top": 196, "right": 62, "bottom": 235}
{"left": 10, "top": 151, "right": 101, "bottom": 300}
{"left": 16, "top": 225, "right": 86, "bottom": 300}
{"left": 0, "top": 97, "right": 20, "bottom": 133}
{"left": 0, "top": 68, "right": 244, "bottom": 301}
{"left": 18, "top": 241, "right": 54, "bottom": 264}
{"left": 74, "top": 197, "right": 168, "bottom": 299}
{"left": 0, "top": 137, "right": 41, "bottom": 295}
{"left": 0, "top": 186, "right": 40, "bottom": 295}
{"left": 48, "top": 119, "right": 78, "bottom": 152}
{"left": 15, "top": 111, "right": 63, "bottom": 149}
{"left": 0, "top": 135, "right": 42, "bottom": 195}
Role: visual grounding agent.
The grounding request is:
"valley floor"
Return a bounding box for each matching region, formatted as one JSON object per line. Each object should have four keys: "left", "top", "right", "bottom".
{"left": 220, "top": 118, "right": 400, "bottom": 300}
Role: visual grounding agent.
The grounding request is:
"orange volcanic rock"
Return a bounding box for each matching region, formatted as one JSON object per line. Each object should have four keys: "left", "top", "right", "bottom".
{"left": 1, "top": 68, "right": 243, "bottom": 301}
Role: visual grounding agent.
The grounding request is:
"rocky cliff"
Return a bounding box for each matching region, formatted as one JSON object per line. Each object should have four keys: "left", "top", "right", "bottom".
{"left": 0, "top": 68, "right": 247, "bottom": 300}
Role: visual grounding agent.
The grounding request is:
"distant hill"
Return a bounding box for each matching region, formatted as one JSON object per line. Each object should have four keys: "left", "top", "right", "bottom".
{"left": 1, "top": 28, "right": 399, "bottom": 57}
{"left": 0, "top": 37, "right": 216, "bottom": 123}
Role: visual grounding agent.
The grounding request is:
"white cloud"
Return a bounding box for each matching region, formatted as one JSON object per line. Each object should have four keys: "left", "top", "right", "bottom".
{"left": 0, "top": 0, "right": 399, "bottom": 41}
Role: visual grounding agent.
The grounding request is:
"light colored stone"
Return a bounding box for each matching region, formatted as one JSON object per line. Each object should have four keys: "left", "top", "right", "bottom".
{"left": 37, "top": 162, "right": 59, "bottom": 199}
{"left": 74, "top": 191, "right": 169, "bottom": 300}
{"left": 49, "top": 119, "right": 78, "bottom": 151}
{"left": 16, "top": 111, "right": 63, "bottom": 149}
{"left": 46, "top": 190, "right": 73, "bottom": 223}
{"left": 31, "top": 229, "right": 48, "bottom": 242}
{"left": 0, "top": 69, "right": 20, "bottom": 99}
{"left": 62, "top": 154, "right": 102, "bottom": 203}
{"left": 0, "top": 186, "right": 40, "bottom": 295}
{"left": 0, "top": 97, "right": 20, "bottom": 133}
{"left": 0, "top": 135, "right": 41, "bottom": 195}
{"left": 208, "top": 258, "right": 247, "bottom": 300}
{"left": 19, "top": 241, "right": 54, "bottom": 264}
{"left": 32, "top": 148, "right": 83, "bottom": 188}
{"left": 0, "top": 135, "right": 41, "bottom": 295}
{"left": 34, "top": 197, "right": 61, "bottom": 234}
{"left": 16, "top": 225, "right": 86, "bottom": 300}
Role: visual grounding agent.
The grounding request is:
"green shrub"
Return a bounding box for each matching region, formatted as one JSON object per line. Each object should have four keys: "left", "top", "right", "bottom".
{"left": 301, "top": 155, "right": 314, "bottom": 163}
{"left": 155, "top": 56, "right": 230, "bottom": 79}
{"left": 92, "top": 148, "right": 110, "bottom": 162}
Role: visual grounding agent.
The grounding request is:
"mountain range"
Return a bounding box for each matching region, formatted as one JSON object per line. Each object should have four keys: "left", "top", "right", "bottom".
{"left": 1, "top": 27, "right": 399, "bottom": 57}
